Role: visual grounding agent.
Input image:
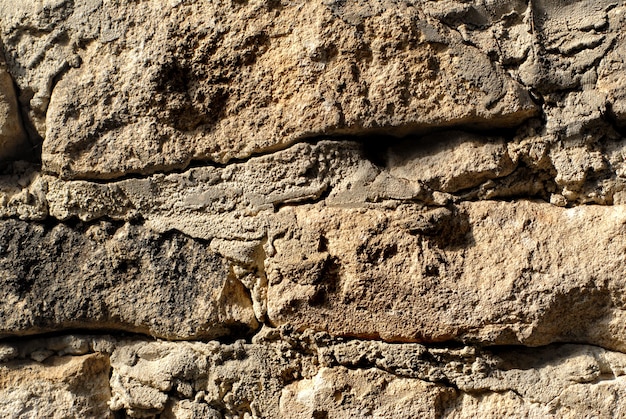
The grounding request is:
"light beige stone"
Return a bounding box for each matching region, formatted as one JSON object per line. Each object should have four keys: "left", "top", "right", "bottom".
{"left": 1, "top": 135, "right": 620, "bottom": 347}
{"left": 161, "top": 399, "right": 221, "bottom": 419}
{"left": 279, "top": 366, "right": 454, "bottom": 418}
{"left": 0, "top": 353, "right": 112, "bottom": 419}
{"left": 266, "top": 200, "right": 626, "bottom": 349}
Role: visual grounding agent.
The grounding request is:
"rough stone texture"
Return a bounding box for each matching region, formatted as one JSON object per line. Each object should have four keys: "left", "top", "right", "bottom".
{"left": 1, "top": 0, "right": 536, "bottom": 179}
{"left": 4, "top": 333, "right": 626, "bottom": 418}
{"left": 280, "top": 367, "right": 454, "bottom": 418}
{"left": 2, "top": 0, "right": 626, "bottom": 417}
{"left": 0, "top": 352, "right": 112, "bottom": 418}
{"left": 266, "top": 200, "right": 626, "bottom": 349}
{"left": 3, "top": 137, "right": 620, "bottom": 348}
{"left": 0, "top": 219, "right": 257, "bottom": 340}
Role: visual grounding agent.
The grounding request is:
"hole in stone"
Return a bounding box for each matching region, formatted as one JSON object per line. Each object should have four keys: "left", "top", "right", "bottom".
{"left": 313, "top": 410, "right": 328, "bottom": 419}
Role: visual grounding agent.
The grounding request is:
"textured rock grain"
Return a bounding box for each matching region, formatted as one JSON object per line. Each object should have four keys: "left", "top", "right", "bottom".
{"left": 266, "top": 200, "right": 626, "bottom": 349}
{"left": 4, "top": 334, "right": 626, "bottom": 418}
{"left": 0, "top": 352, "right": 112, "bottom": 419}
{"left": 2, "top": 0, "right": 626, "bottom": 417}
{"left": 0, "top": 219, "right": 257, "bottom": 339}
{"left": 2, "top": 0, "right": 536, "bottom": 179}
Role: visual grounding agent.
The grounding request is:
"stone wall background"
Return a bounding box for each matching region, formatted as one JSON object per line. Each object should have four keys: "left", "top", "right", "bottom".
{"left": 1, "top": 0, "right": 626, "bottom": 417}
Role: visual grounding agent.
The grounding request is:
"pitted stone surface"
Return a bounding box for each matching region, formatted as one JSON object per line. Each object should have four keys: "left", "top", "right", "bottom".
{"left": 4, "top": 334, "right": 626, "bottom": 418}
{"left": 2, "top": 0, "right": 536, "bottom": 179}
{"left": 0, "top": 220, "right": 257, "bottom": 340}
{"left": 1, "top": 1, "right": 626, "bottom": 417}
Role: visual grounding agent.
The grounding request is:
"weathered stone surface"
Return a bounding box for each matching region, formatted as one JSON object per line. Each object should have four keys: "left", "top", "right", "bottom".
{"left": 0, "top": 353, "right": 112, "bottom": 418}
{"left": 525, "top": 0, "right": 618, "bottom": 92}
{"left": 2, "top": 0, "right": 626, "bottom": 417}
{"left": 0, "top": 162, "right": 48, "bottom": 220}
{"left": 104, "top": 338, "right": 626, "bottom": 418}
{"left": 387, "top": 131, "right": 516, "bottom": 193}
{"left": 597, "top": 3, "right": 626, "bottom": 123}
{"left": 108, "top": 337, "right": 303, "bottom": 418}
{"left": 280, "top": 367, "right": 454, "bottom": 418}
{"left": 25, "top": 123, "right": 626, "bottom": 227}
{"left": 1, "top": 0, "right": 536, "bottom": 179}
{"left": 0, "top": 133, "right": 622, "bottom": 348}
{"left": 0, "top": 51, "right": 28, "bottom": 161}
{"left": 4, "top": 334, "right": 626, "bottom": 418}
{"left": 267, "top": 200, "right": 626, "bottom": 349}
{"left": 44, "top": 141, "right": 365, "bottom": 238}
{"left": 445, "top": 344, "right": 626, "bottom": 418}
{"left": 0, "top": 219, "right": 257, "bottom": 339}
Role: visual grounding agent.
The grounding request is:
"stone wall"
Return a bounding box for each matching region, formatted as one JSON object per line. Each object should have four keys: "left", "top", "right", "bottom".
{"left": 1, "top": 0, "right": 626, "bottom": 417}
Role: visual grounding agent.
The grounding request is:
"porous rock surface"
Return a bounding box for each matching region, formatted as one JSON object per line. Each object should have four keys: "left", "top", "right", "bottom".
{"left": 1, "top": 0, "right": 626, "bottom": 417}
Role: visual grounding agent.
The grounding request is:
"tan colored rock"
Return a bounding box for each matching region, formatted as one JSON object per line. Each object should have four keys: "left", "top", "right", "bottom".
{"left": 597, "top": 3, "right": 626, "bottom": 123}
{"left": 266, "top": 200, "right": 626, "bottom": 349}
{"left": 44, "top": 141, "right": 363, "bottom": 238}
{"left": 4, "top": 333, "right": 626, "bottom": 418}
{"left": 523, "top": 0, "right": 618, "bottom": 92}
{"left": 387, "top": 131, "right": 515, "bottom": 193}
{"left": 5, "top": 137, "right": 621, "bottom": 348}
{"left": 108, "top": 338, "right": 305, "bottom": 418}
{"left": 0, "top": 353, "right": 112, "bottom": 419}
{"left": 33, "top": 126, "right": 626, "bottom": 231}
{"left": 161, "top": 399, "right": 221, "bottom": 419}
{"left": 446, "top": 344, "right": 626, "bottom": 418}
{"left": 3, "top": 1, "right": 626, "bottom": 417}
{"left": 549, "top": 139, "right": 609, "bottom": 201}
{"left": 445, "top": 392, "right": 552, "bottom": 418}
{"left": 0, "top": 50, "right": 29, "bottom": 160}
{"left": 0, "top": 0, "right": 536, "bottom": 179}
{"left": 0, "top": 162, "right": 48, "bottom": 220}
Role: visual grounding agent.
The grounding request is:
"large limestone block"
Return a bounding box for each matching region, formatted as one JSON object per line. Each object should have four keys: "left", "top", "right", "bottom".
{"left": 266, "top": 200, "right": 626, "bottom": 349}
{"left": 0, "top": 0, "right": 536, "bottom": 179}
{"left": 0, "top": 219, "right": 258, "bottom": 339}
{"left": 0, "top": 51, "right": 28, "bottom": 161}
